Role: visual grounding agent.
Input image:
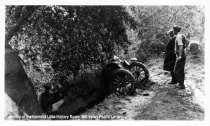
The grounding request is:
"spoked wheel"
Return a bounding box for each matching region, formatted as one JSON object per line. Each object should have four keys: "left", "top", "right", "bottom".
{"left": 130, "top": 62, "right": 149, "bottom": 88}
{"left": 109, "top": 69, "right": 136, "bottom": 95}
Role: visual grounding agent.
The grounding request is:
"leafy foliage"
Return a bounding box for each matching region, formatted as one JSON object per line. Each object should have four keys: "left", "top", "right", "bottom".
{"left": 125, "top": 6, "right": 204, "bottom": 62}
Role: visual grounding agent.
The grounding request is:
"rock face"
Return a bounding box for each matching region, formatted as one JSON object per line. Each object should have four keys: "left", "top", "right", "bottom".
{"left": 5, "top": 46, "right": 43, "bottom": 116}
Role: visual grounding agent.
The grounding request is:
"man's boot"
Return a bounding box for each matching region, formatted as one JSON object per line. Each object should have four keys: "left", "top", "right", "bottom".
{"left": 169, "top": 71, "right": 177, "bottom": 84}
{"left": 178, "top": 83, "right": 185, "bottom": 89}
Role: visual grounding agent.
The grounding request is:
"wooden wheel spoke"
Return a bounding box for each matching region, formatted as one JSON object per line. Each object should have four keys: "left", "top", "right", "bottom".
{"left": 140, "top": 68, "right": 143, "bottom": 72}
{"left": 113, "top": 81, "right": 119, "bottom": 86}
{"left": 136, "top": 66, "right": 141, "bottom": 71}
{"left": 114, "top": 75, "right": 121, "bottom": 82}
{"left": 139, "top": 69, "right": 144, "bottom": 73}
{"left": 136, "top": 76, "right": 140, "bottom": 80}
{"left": 114, "top": 78, "right": 119, "bottom": 82}
{"left": 131, "top": 67, "right": 135, "bottom": 72}
{"left": 135, "top": 66, "right": 138, "bottom": 71}
{"left": 129, "top": 63, "right": 149, "bottom": 88}
{"left": 124, "top": 75, "right": 130, "bottom": 82}
{"left": 132, "top": 71, "right": 136, "bottom": 76}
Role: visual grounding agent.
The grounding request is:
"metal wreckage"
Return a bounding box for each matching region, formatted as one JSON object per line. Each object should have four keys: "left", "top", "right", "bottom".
{"left": 40, "top": 56, "right": 150, "bottom": 115}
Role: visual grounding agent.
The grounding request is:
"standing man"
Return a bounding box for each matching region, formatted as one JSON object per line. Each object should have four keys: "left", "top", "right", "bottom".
{"left": 163, "top": 29, "right": 177, "bottom": 84}
{"left": 173, "top": 26, "right": 190, "bottom": 89}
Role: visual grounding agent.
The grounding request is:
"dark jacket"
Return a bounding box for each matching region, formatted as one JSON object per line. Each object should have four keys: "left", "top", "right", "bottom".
{"left": 163, "top": 36, "right": 176, "bottom": 71}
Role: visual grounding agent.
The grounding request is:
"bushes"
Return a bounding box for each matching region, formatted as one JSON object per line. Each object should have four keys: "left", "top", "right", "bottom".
{"left": 136, "top": 37, "right": 168, "bottom": 62}
{"left": 126, "top": 6, "right": 204, "bottom": 62}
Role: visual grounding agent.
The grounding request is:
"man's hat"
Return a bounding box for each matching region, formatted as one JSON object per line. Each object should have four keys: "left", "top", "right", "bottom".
{"left": 167, "top": 29, "right": 173, "bottom": 34}
{"left": 173, "top": 25, "right": 181, "bottom": 32}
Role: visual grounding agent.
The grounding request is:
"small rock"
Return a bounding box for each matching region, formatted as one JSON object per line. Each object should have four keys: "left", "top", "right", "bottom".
{"left": 122, "top": 112, "right": 126, "bottom": 115}
{"left": 124, "top": 97, "right": 131, "bottom": 101}
{"left": 164, "top": 72, "right": 170, "bottom": 75}
{"left": 117, "top": 107, "right": 122, "bottom": 110}
{"left": 143, "top": 93, "right": 149, "bottom": 96}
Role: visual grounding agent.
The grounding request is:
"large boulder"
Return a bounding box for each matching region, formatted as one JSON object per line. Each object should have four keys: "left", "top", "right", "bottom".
{"left": 5, "top": 46, "right": 43, "bottom": 117}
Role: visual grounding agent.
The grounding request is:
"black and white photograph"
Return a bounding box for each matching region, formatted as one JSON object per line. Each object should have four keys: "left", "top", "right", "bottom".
{"left": 1, "top": 0, "right": 209, "bottom": 125}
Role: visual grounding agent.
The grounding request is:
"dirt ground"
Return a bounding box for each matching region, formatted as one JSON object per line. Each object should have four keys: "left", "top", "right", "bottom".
{"left": 82, "top": 54, "right": 205, "bottom": 120}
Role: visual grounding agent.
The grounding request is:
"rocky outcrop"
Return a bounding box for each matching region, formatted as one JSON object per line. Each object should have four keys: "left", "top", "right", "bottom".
{"left": 5, "top": 46, "right": 43, "bottom": 116}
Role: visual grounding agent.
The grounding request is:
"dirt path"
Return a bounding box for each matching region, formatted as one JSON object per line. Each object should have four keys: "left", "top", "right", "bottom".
{"left": 83, "top": 54, "right": 204, "bottom": 120}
